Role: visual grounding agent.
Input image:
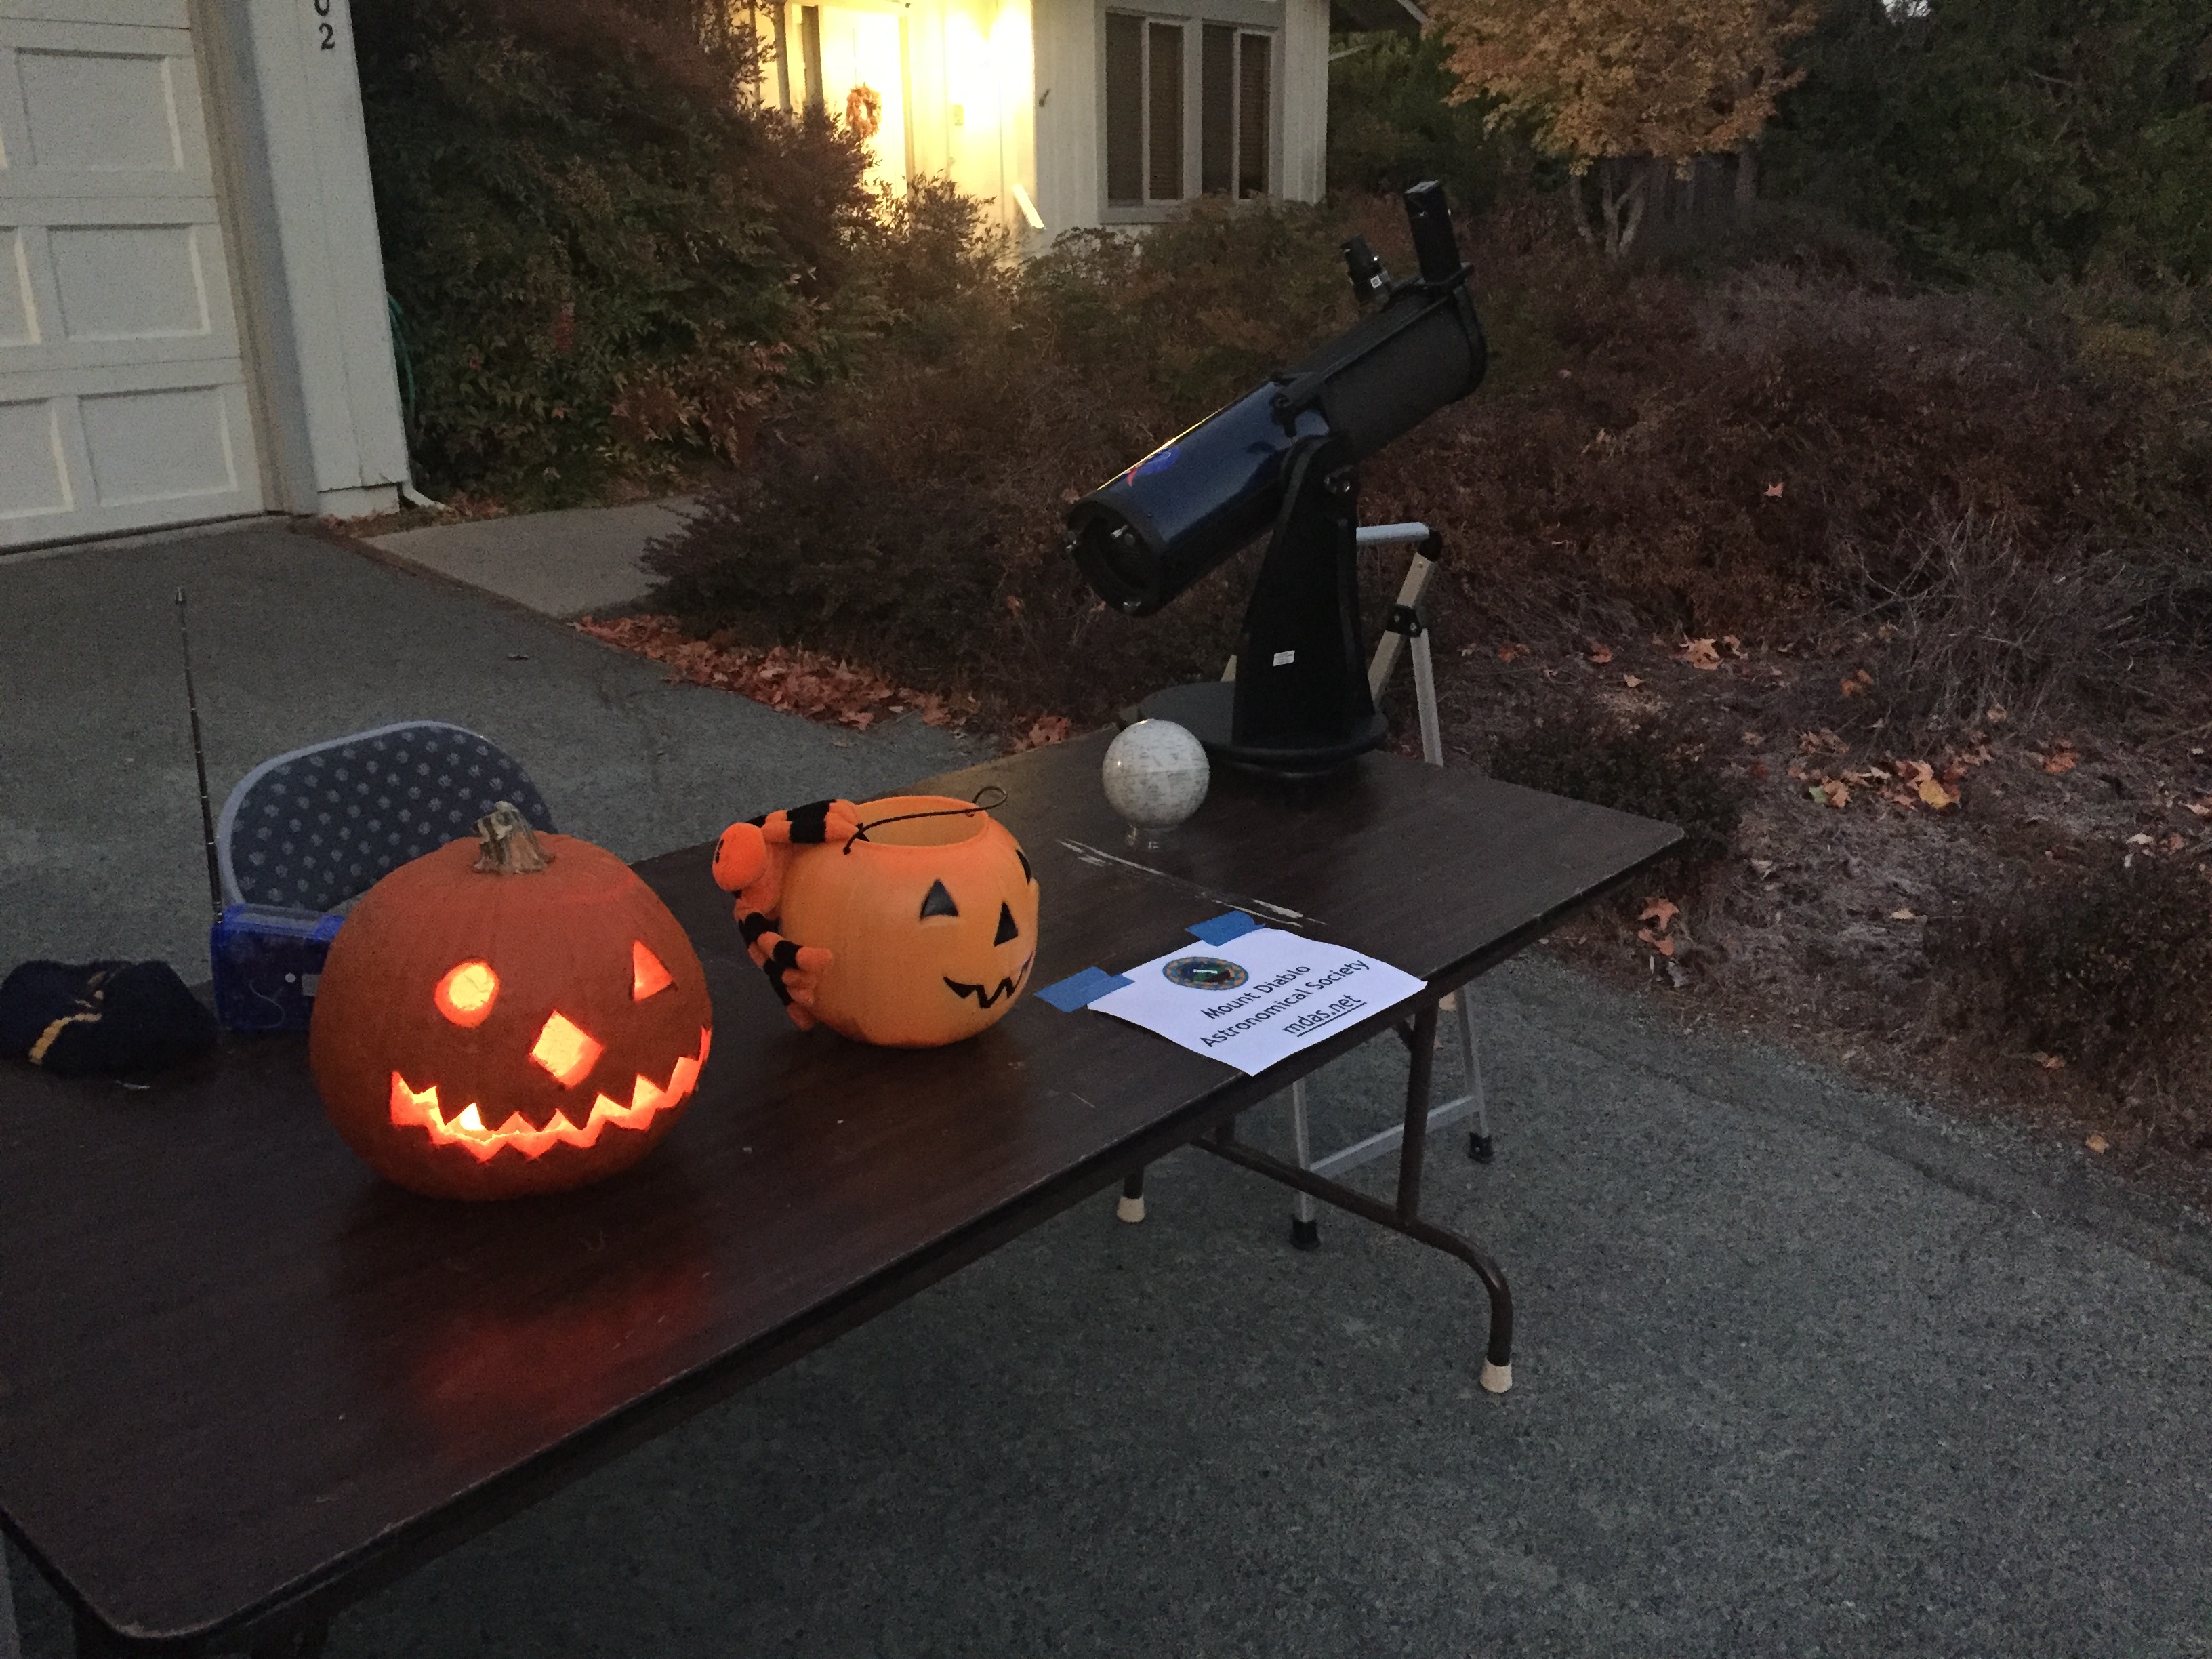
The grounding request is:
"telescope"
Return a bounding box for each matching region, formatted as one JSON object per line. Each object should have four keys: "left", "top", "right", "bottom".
{"left": 1065, "top": 181, "right": 1486, "bottom": 777}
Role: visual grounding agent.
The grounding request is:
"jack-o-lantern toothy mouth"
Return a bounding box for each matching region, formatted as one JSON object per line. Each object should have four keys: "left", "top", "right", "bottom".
{"left": 388, "top": 1027, "right": 711, "bottom": 1162}
{"left": 943, "top": 956, "right": 1033, "bottom": 1010}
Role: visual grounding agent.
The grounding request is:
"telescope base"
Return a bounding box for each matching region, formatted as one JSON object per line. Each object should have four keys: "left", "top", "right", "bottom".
{"left": 1139, "top": 681, "right": 1388, "bottom": 779}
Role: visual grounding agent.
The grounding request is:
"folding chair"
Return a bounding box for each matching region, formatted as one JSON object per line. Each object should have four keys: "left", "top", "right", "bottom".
{"left": 1115, "top": 523, "right": 1494, "bottom": 1244}
{"left": 216, "top": 720, "right": 557, "bottom": 912}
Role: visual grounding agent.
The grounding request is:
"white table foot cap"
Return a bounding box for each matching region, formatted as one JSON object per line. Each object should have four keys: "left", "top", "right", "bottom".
{"left": 1479, "top": 1360, "right": 1513, "bottom": 1394}
{"left": 1116, "top": 1195, "right": 1146, "bottom": 1224}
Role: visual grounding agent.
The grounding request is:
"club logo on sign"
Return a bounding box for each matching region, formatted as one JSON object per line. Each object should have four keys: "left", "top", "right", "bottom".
{"left": 1162, "top": 956, "right": 1247, "bottom": 991}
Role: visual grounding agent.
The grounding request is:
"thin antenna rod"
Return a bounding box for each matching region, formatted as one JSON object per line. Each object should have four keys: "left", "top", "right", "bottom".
{"left": 177, "top": 588, "right": 224, "bottom": 924}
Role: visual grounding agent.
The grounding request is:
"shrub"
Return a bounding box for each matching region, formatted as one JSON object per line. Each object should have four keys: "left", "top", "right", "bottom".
{"left": 356, "top": 0, "right": 869, "bottom": 504}
{"left": 1931, "top": 854, "right": 2212, "bottom": 1142}
{"left": 645, "top": 198, "right": 1363, "bottom": 722}
{"left": 1486, "top": 713, "right": 1740, "bottom": 865}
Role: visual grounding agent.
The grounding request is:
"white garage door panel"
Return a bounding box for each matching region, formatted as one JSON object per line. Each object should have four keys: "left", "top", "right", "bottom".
{"left": 1, "top": 0, "right": 188, "bottom": 28}
{"left": 0, "top": 1, "right": 260, "bottom": 546}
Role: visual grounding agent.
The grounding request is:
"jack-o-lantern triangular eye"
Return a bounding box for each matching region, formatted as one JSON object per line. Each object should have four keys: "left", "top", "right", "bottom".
{"left": 994, "top": 901, "right": 1020, "bottom": 945}
{"left": 920, "top": 880, "right": 960, "bottom": 920}
{"left": 632, "top": 941, "right": 674, "bottom": 1000}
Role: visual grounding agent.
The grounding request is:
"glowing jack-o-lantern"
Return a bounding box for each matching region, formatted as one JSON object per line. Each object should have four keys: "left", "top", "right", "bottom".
{"left": 716, "top": 794, "right": 1038, "bottom": 1048}
{"left": 310, "top": 804, "right": 712, "bottom": 1200}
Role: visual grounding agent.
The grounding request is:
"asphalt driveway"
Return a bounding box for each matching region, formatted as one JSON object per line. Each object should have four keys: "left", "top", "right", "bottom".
{"left": 4, "top": 523, "right": 2209, "bottom": 1657}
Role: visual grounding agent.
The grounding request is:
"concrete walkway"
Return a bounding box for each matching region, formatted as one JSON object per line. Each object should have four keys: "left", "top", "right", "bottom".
{"left": 366, "top": 495, "right": 697, "bottom": 619}
{"left": 5, "top": 523, "right": 2212, "bottom": 1656}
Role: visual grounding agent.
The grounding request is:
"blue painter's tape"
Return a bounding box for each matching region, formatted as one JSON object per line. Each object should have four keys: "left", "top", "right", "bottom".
{"left": 1037, "top": 966, "right": 1134, "bottom": 1012}
{"left": 1187, "top": 910, "right": 1263, "bottom": 945}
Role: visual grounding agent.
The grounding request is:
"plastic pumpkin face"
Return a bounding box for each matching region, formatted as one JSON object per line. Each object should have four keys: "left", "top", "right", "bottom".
{"left": 777, "top": 796, "right": 1038, "bottom": 1047}
{"left": 310, "top": 812, "right": 712, "bottom": 1200}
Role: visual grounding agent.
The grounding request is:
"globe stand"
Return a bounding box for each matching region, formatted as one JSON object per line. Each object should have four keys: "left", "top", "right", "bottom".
{"left": 1137, "top": 434, "right": 1386, "bottom": 779}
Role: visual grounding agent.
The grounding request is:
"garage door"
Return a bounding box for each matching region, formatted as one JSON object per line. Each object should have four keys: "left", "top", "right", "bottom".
{"left": 0, "top": 0, "right": 262, "bottom": 549}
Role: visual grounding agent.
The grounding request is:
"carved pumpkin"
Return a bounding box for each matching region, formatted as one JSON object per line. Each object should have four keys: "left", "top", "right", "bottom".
{"left": 310, "top": 804, "right": 712, "bottom": 1200}
{"left": 744, "top": 794, "right": 1038, "bottom": 1048}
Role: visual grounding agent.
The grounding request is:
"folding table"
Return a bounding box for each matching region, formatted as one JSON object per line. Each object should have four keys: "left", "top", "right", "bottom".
{"left": 0, "top": 733, "right": 1679, "bottom": 1656}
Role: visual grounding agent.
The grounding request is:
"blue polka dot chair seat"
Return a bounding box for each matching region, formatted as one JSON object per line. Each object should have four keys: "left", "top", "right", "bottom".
{"left": 215, "top": 722, "right": 557, "bottom": 913}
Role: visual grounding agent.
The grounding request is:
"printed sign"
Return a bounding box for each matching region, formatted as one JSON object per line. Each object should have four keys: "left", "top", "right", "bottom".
{"left": 1088, "top": 926, "right": 1426, "bottom": 1076}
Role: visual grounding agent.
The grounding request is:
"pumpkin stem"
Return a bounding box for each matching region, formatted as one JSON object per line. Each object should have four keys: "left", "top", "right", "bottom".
{"left": 473, "top": 801, "right": 552, "bottom": 874}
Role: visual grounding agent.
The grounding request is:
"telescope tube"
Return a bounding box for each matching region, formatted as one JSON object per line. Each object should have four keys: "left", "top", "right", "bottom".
{"left": 1067, "top": 183, "right": 1486, "bottom": 617}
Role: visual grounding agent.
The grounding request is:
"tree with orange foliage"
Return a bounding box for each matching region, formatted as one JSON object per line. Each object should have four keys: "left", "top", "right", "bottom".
{"left": 1431, "top": 0, "right": 1816, "bottom": 260}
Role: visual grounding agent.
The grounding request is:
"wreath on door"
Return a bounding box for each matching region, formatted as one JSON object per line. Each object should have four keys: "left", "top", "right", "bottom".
{"left": 846, "top": 83, "right": 883, "bottom": 141}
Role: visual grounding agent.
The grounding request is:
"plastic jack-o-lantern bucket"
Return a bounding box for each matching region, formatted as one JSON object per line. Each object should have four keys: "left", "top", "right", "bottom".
{"left": 777, "top": 796, "right": 1038, "bottom": 1048}
{"left": 310, "top": 804, "right": 712, "bottom": 1200}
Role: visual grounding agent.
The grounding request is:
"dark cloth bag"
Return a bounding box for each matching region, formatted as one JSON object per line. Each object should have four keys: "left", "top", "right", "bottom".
{"left": 0, "top": 960, "right": 220, "bottom": 1077}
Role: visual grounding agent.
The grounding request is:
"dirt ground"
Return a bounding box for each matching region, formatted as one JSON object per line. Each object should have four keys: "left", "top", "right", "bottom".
{"left": 1418, "top": 625, "right": 2212, "bottom": 1212}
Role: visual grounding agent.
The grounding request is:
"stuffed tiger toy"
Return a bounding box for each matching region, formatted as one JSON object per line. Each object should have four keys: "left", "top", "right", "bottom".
{"left": 710, "top": 798, "right": 861, "bottom": 1029}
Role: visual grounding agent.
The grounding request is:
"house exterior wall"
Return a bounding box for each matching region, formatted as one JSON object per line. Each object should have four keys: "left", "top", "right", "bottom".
{"left": 1027, "top": 0, "right": 1329, "bottom": 237}
{"left": 766, "top": 0, "right": 1325, "bottom": 247}
{"left": 200, "top": 0, "right": 410, "bottom": 518}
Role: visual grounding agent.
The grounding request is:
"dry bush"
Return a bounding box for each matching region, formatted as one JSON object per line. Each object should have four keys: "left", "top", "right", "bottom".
{"left": 1365, "top": 226, "right": 2158, "bottom": 651}
{"left": 1930, "top": 853, "right": 2212, "bottom": 1148}
{"left": 1488, "top": 708, "right": 1741, "bottom": 867}
{"left": 1839, "top": 508, "right": 2172, "bottom": 734}
{"left": 647, "top": 190, "right": 2212, "bottom": 735}
{"left": 646, "top": 195, "right": 1361, "bottom": 724}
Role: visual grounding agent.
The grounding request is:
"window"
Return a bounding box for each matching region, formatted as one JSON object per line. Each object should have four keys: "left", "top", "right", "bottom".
{"left": 1105, "top": 8, "right": 1273, "bottom": 211}
{"left": 1200, "top": 26, "right": 1268, "bottom": 199}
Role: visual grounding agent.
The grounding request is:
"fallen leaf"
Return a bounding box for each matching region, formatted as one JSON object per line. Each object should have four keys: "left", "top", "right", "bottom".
{"left": 1839, "top": 668, "right": 1873, "bottom": 697}
{"left": 2028, "top": 1052, "right": 2066, "bottom": 1071}
{"left": 1748, "top": 858, "right": 1776, "bottom": 878}
{"left": 2039, "top": 744, "right": 2079, "bottom": 775}
{"left": 1587, "top": 640, "right": 1614, "bottom": 664}
{"left": 1639, "top": 897, "right": 1679, "bottom": 931}
{"left": 1881, "top": 786, "right": 1920, "bottom": 813}
{"left": 1623, "top": 673, "right": 1645, "bottom": 688}
{"left": 1681, "top": 638, "right": 1722, "bottom": 670}
{"left": 1721, "top": 635, "right": 1745, "bottom": 657}
{"left": 1458, "top": 643, "right": 1481, "bottom": 658}
{"left": 2085, "top": 1132, "right": 2108, "bottom": 1153}
{"left": 1818, "top": 780, "right": 1851, "bottom": 809}
{"left": 1750, "top": 762, "right": 1770, "bottom": 779}
{"left": 1497, "top": 642, "right": 1525, "bottom": 663}
{"left": 2165, "top": 832, "right": 2186, "bottom": 852}
{"left": 2127, "top": 832, "right": 2154, "bottom": 846}
{"left": 1891, "top": 908, "right": 1921, "bottom": 920}
{"left": 1986, "top": 704, "right": 2008, "bottom": 724}
{"left": 1917, "top": 777, "right": 1959, "bottom": 811}
{"left": 1799, "top": 728, "right": 1849, "bottom": 756}
{"left": 1742, "top": 729, "right": 1762, "bottom": 747}
{"left": 1763, "top": 481, "right": 1785, "bottom": 498}
{"left": 2185, "top": 797, "right": 2212, "bottom": 820}
{"left": 1636, "top": 928, "right": 1677, "bottom": 957}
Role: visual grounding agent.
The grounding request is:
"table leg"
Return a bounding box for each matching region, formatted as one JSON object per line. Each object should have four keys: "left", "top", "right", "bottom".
{"left": 1454, "top": 990, "right": 1494, "bottom": 1164}
{"left": 1395, "top": 1004, "right": 1437, "bottom": 1223}
{"left": 1117, "top": 1167, "right": 1145, "bottom": 1224}
{"left": 1288, "top": 1079, "right": 1319, "bottom": 1251}
{"left": 1194, "top": 1001, "right": 1514, "bottom": 1394}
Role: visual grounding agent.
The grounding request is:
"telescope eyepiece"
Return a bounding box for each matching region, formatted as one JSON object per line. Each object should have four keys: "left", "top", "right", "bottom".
{"left": 1341, "top": 235, "right": 1390, "bottom": 310}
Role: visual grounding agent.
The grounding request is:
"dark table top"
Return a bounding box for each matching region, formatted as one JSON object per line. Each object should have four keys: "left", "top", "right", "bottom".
{"left": 0, "top": 733, "right": 1678, "bottom": 1652}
